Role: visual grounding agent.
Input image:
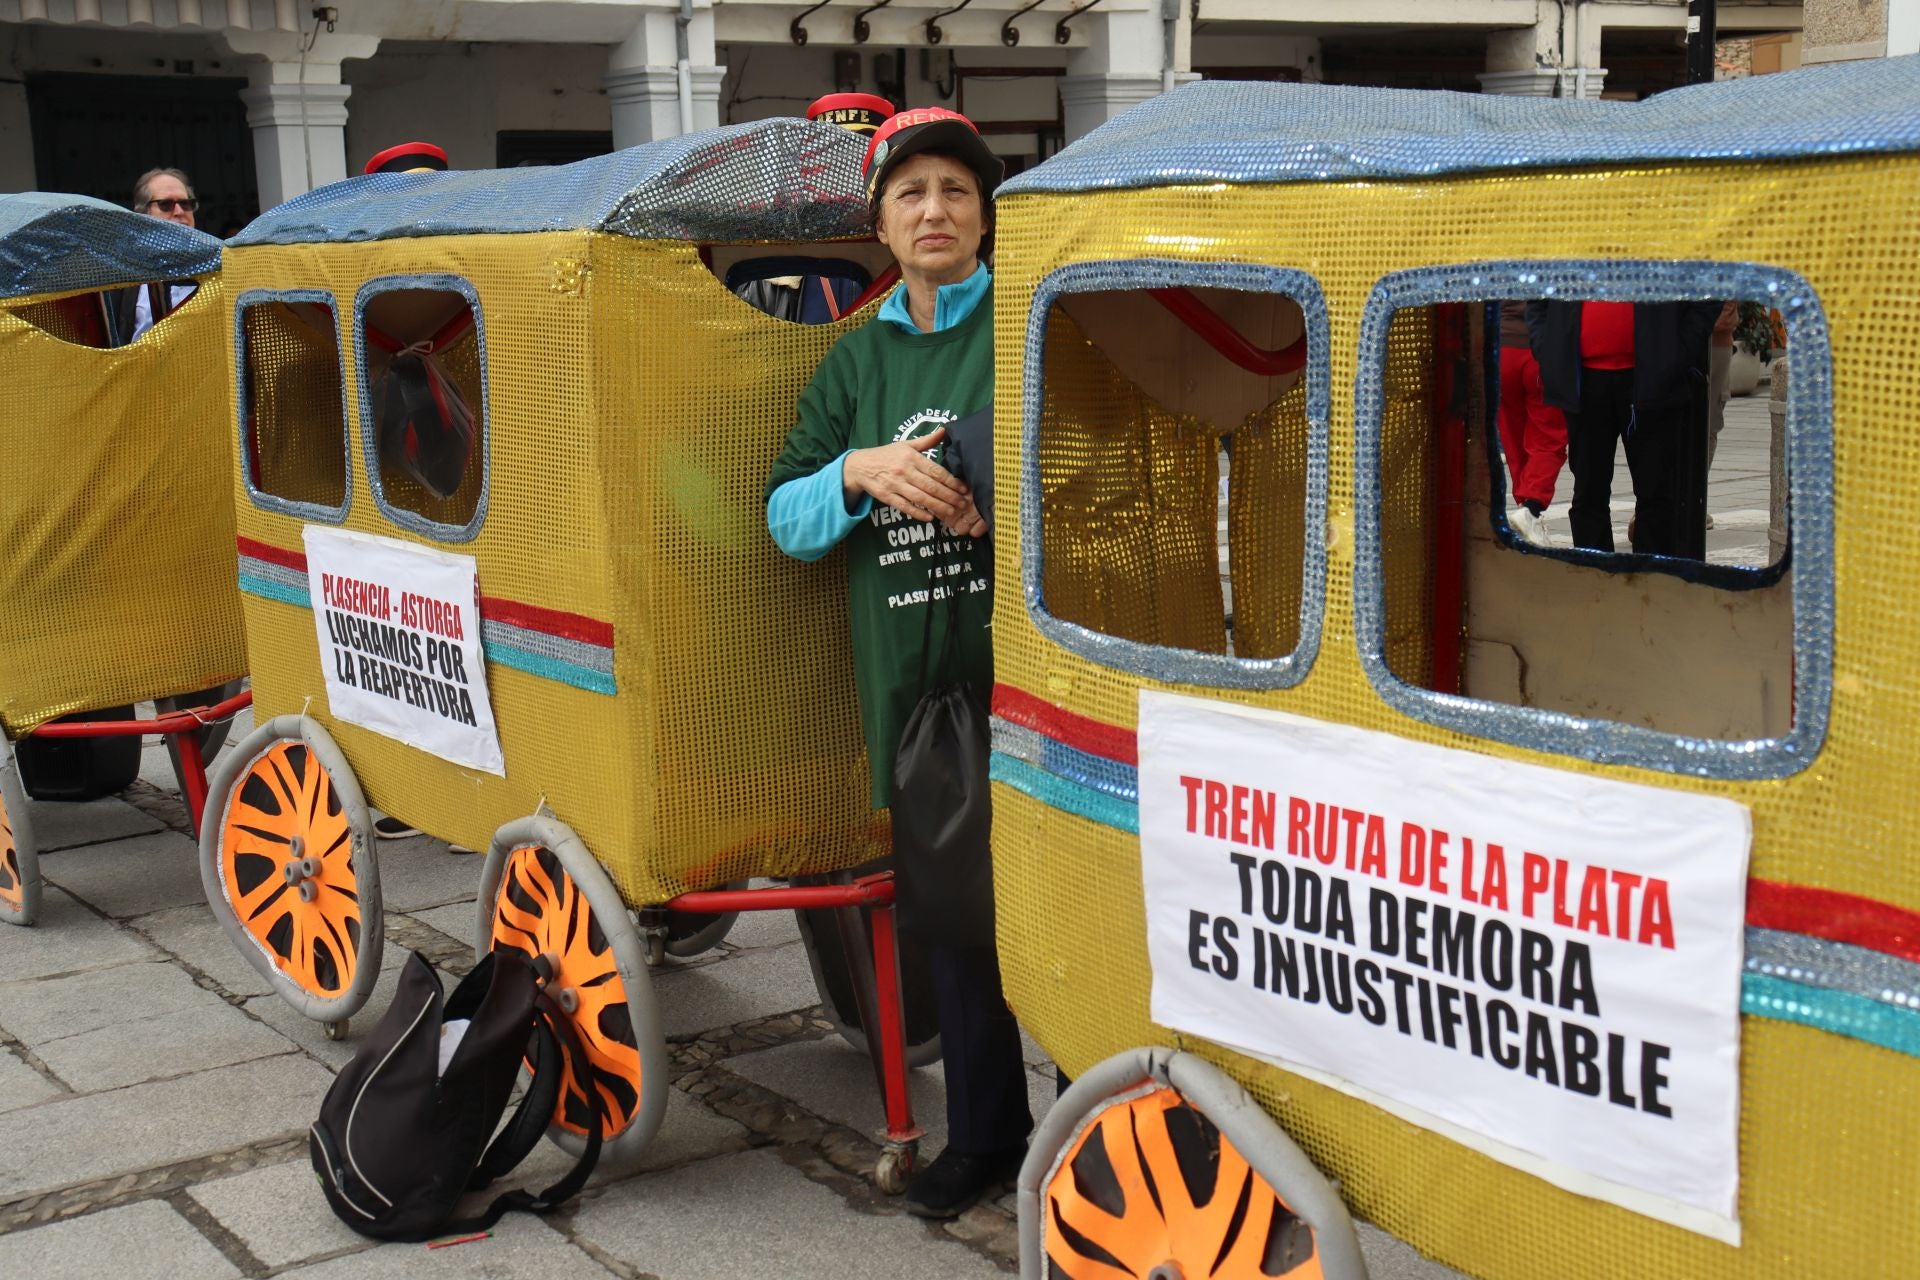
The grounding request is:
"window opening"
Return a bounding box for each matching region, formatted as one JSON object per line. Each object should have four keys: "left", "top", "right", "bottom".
{"left": 237, "top": 293, "right": 348, "bottom": 517}
{"left": 1355, "top": 263, "right": 1828, "bottom": 777}
{"left": 6, "top": 292, "right": 112, "bottom": 347}
{"left": 359, "top": 285, "right": 485, "bottom": 535}
{"left": 705, "top": 242, "right": 899, "bottom": 325}
{"left": 1028, "top": 263, "right": 1327, "bottom": 688}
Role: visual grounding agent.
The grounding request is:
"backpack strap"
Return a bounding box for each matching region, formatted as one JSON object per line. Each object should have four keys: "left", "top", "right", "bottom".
{"left": 440, "top": 993, "right": 605, "bottom": 1236}
{"left": 467, "top": 1015, "right": 563, "bottom": 1191}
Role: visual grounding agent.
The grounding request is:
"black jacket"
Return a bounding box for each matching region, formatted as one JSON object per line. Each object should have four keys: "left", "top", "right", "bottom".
{"left": 1525, "top": 299, "right": 1719, "bottom": 415}
{"left": 101, "top": 281, "right": 196, "bottom": 347}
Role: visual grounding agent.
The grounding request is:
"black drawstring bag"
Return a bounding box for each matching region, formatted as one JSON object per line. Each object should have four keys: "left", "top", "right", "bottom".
{"left": 891, "top": 570, "right": 995, "bottom": 950}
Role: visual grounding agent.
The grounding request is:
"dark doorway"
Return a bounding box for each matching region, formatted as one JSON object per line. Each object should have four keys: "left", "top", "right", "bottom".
{"left": 495, "top": 131, "right": 615, "bottom": 168}
{"left": 28, "top": 73, "right": 259, "bottom": 237}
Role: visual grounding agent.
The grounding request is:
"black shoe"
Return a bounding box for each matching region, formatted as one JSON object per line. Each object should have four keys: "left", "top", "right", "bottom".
{"left": 903, "top": 1146, "right": 1024, "bottom": 1220}
{"left": 372, "top": 815, "right": 420, "bottom": 840}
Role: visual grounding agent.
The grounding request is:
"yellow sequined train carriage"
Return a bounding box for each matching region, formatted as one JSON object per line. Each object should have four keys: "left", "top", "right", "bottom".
{"left": 0, "top": 195, "right": 246, "bottom": 930}
{"left": 988, "top": 59, "right": 1920, "bottom": 1280}
{"left": 201, "top": 121, "right": 929, "bottom": 1177}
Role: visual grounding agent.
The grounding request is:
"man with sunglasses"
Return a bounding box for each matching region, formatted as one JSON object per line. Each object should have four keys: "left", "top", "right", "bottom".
{"left": 103, "top": 167, "right": 202, "bottom": 345}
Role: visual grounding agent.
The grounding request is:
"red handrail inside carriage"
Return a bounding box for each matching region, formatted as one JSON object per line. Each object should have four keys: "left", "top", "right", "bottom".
{"left": 363, "top": 307, "right": 475, "bottom": 356}
{"left": 1147, "top": 287, "right": 1307, "bottom": 377}
{"left": 845, "top": 262, "right": 902, "bottom": 315}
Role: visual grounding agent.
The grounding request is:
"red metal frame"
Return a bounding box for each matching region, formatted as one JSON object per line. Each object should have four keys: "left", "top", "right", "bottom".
{"left": 26, "top": 688, "right": 253, "bottom": 834}
{"left": 669, "top": 873, "right": 922, "bottom": 1149}
{"left": 1148, "top": 286, "right": 1308, "bottom": 377}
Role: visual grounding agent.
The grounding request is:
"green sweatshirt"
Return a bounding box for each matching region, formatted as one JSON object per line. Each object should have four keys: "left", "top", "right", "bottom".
{"left": 766, "top": 285, "right": 995, "bottom": 807}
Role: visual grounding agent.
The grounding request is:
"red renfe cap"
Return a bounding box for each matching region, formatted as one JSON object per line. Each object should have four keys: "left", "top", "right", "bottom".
{"left": 861, "top": 106, "right": 1004, "bottom": 204}
{"left": 806, "top": 93, "right": 896, "bottom": 137}
{"left": 364, "top": 142, "right": 450, "bottom": 176}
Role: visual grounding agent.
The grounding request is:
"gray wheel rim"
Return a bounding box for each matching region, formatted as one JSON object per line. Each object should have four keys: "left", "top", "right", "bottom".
{"left": 198, "top": 714, "right": 382, "bottom": 1022}
{"left": 0, "top": 738, "right": 39, "bottom": 926}
{"left": 476, "top": 815, "right": 668, "bottom": 1165}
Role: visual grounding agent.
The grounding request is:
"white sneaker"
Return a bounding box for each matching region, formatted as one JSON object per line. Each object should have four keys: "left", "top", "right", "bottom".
{"left": 1705, "top": 513, "right": 1716, "bottom": 530}
{"left": 1508, "top": 507, "right": 1550, "bottom": 547}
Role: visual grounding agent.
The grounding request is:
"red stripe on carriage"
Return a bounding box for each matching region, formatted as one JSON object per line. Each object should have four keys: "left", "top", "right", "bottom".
{"left": 990, "top": 683, "right": 1137, "bottom": 766}
{"left": 236, "top": 535, "right": 308, "bottom": 572}
{"left": 477, "top": 596, "right": 614, "bottom": 649}
{"left": 1747, "top": 878, "right": 1920, "bottom": 965}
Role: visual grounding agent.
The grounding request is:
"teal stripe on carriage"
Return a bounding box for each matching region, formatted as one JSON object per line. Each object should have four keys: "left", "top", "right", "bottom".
{"left": 485, "top": 640, "right": 617, "bottom": 696}
{"left": 1742, "top": 972, "right": 1920, "bottom": 1059}
{"left": 238, "top": 569, "right": 311, "bottom": 609}
{"left": 990, "top": 752, "right": 1138, "bottom": 834}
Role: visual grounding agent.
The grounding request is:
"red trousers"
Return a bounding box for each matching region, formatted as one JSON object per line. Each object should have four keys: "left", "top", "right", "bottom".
{"left": 1497, "top": 346, "right": 1568, "bottom": 510}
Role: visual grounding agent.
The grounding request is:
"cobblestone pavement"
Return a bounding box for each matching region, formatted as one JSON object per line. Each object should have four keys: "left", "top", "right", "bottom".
{"left": 0, "top": 718, "right": 1462, "bottom": 1279}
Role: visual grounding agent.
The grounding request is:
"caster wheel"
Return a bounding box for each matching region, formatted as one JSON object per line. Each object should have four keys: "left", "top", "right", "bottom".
{"left": 875, "top": 1143, "right": 915, "bottom": 1195}
{"left": 0, "top": 739, "right": 40, "bottom": 927}
{"left": 324, "top": 1018, "right": 348, "bottom": 1042}
{"left": 1028, "top": 1048, "right": 1367, "bottom": 1280}
{"left": 645, "top": 928, "right": 667, "bottom": 968}
{"left": 199, "top": 715, "right": 382, "bottom": 1023}
{"left": 478, "top": 816, "right": 668, "bottom": 1165}
{"left": 663, "top": 883, "right": 744, "bottom": 959}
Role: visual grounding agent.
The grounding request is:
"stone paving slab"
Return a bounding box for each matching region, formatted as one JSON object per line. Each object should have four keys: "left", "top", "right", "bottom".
{"left": 410, "top": 901, "right": 481, "bottom": 954}
{"left": 242, "top": 941, "right": 416, "bottom": 1071}
{"left": 570, "top": 1146, "right": 1001, "bottom": 1280}
{"left": 1357, "top": 1222, "right": 1470, "bottom": 1279}
{"left": 651, "top": 942, "right": 823, "bottom": 1040}
{"left": 0, "top": 1045, "right": 62, "bottom": 1114}
{"left": 512, "top": 1084, "right": 753, "bottom": 1190}
{"left": 23, "top": 796, "right": 164, "bottom": 852}
{"left": 38, "top": 829, "right": 207, "bottom": 921}
{"left": 726, "top": 1036, "right": 1057, "bottom": 1160}
{"left": 0, "top": 888, "right": 161, "bottom": 981}
{"left": 718, "top": 903, "right": 803, "bottom": 952}
{"left": 2, "top": 1199, "right": 240, "bottom": 1279}
{"left": 131, "top": 903, "right": 279, "bottom": 1000}
{"left": 187, "top": 1156, "right": 374, "bottom": 1270}
{"left": 0, "top": 957, "right": 228, "bottom": 1047}
{"left": 280, "top": 1212, "right": 617, "bottom": 1278}
{"left": 369, "top": 838, "right": 487, "bottom": 913}
{"left": 33, "top": 994, "right": 297, "bottom": 1094}
{"left": 0, "top": 1054, "right": 334, "bottom": 1200}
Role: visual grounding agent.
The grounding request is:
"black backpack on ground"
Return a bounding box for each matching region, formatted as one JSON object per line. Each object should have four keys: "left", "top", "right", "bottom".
{"left": 308, "top": 949, "right": 602, "bottom": 1241}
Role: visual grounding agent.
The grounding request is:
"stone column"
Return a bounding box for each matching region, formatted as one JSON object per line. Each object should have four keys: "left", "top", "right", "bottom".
{"left": 1477, "top": 23, "right": 1560, "bottom": 96}
{"left": 606, "top": 4, "right": 725, "bottom": 150}
{"left": 1059, "top": 2, "right": 1196, "bottom": 142}
{"left": 227, "top": 31, "right": 379, "bottom": 208}
{"left": 241, "top": 68, "right": 354, "bottom": 208}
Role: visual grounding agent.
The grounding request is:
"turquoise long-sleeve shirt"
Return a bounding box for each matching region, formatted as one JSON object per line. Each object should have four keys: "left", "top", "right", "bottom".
{"left": 764, "top": 266, "right": 991, "bottom": 560}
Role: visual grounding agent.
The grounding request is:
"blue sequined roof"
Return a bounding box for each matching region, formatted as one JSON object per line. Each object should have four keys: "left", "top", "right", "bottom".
{"left": 1000, "top": 55, "right": 1920, "bottom": 197}
{"left": 0, "top": 193, "right": 223, "bottom": 301}
{"left": 231, "top": 117, "right": 872, "bottom": 247}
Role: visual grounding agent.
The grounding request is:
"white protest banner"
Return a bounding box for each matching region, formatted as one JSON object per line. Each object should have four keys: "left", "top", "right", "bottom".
{"left": 304, "top": 527, "right": 505, "bottom": 776}
{"left": 1138, "top": 690, "right": 1749, "bottom": 1240}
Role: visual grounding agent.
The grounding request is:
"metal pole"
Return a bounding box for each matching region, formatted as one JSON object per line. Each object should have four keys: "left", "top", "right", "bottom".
{"left": 1686, "top": 0, "right": 1718, "bottom": 85}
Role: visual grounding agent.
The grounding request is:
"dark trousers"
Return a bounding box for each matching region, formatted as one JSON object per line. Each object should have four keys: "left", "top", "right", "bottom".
{"left": 929, "top": 941, "right": 1033, "bottom": 1155}
{"left": 1565, "top": 367, "right": 1687, "bottom": 556}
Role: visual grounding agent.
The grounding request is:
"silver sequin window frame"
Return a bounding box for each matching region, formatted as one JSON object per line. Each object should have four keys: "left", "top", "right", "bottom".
{"left": 1021, "top": 258, "right": 1331, "bottom": 691}
{"left": 1353, "top": 260, "right": 1833, "bottom": 780}
{"left": 233, "top": 287, "right": 353, "bottom": 526}
{"left": 352, "top": 273, "right": 492, "bottom": 545}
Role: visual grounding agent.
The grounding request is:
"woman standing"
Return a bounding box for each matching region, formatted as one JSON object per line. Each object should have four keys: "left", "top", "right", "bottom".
{"left": 764, "top": 107, "right": 1031, "bottom": 1219}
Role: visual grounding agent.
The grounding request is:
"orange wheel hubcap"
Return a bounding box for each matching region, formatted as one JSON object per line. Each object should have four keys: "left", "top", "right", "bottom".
{"left": 218, "top": 740, "right": 360, "bottom": 996}
{"left": 0, "top": 789, "right": 20, "bottom": 916}
{"left": 1045, "top": 1085, "right": 1323, "bottom": 1280}
{"left": 490, "top": 844, "right": 643, "bottom": 1139}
